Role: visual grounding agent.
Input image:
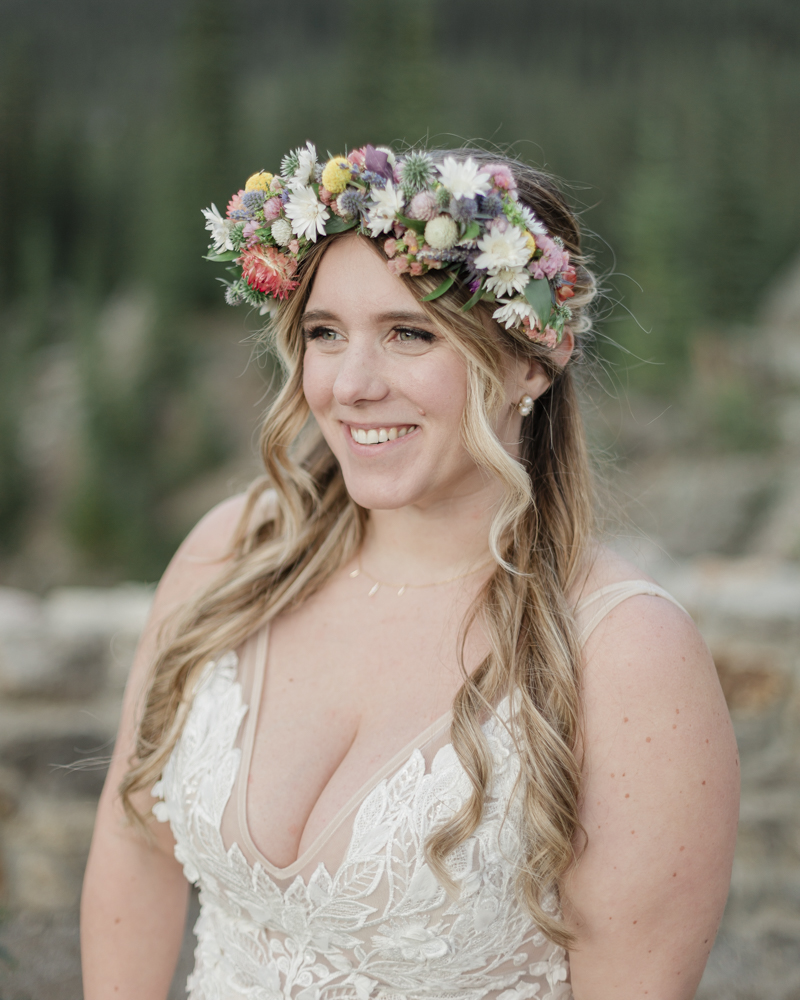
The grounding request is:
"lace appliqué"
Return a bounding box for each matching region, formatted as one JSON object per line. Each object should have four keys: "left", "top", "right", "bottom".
{"left": 153, "top": 654, "right": 571, "bottom": 1000}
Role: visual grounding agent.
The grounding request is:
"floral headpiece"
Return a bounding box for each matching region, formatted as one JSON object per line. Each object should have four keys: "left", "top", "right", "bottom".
{"left": 203, "top": 142, "right": 577, "bottom": 346}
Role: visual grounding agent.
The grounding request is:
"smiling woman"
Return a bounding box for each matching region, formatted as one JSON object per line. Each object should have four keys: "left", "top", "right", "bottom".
{"left": 81, "top": 145, "right": 739, "bottom": 1000}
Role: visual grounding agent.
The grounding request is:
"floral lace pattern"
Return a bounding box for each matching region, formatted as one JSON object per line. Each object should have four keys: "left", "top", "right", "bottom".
{"left": 153, "top": 653, "right": 572, "bottom": 1000}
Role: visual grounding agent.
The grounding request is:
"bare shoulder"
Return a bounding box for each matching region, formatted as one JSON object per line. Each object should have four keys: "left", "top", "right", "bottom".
{"left": 563, "top": 547, "right": 739, "bottom": 995}
{"left": 155, "top": 486, "right": 278, "bottom": 614}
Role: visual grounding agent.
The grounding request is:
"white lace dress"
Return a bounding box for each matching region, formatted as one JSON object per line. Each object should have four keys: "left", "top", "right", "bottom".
{"left": 152, "top": 581, "right": 682, "bottom": 1000}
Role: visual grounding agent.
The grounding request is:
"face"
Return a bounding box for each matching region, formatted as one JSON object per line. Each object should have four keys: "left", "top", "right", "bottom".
{"left": 301, "top": 236, "right": 554, "bottom": 512}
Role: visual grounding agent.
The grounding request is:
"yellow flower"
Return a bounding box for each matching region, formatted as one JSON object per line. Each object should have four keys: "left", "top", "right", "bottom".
{"left": 524, "top": 232, "right": 537, "bottom": 259}
{"left": 321, "top": 157, "right": 352, "bottom": 195}
{"left": 245, "top": 171, "right": 274, "bottom": 192}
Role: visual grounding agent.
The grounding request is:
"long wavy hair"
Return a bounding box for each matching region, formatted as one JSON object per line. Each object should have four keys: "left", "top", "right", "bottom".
{"left": 121, "top": 148, "right": 597, "bottom": 947}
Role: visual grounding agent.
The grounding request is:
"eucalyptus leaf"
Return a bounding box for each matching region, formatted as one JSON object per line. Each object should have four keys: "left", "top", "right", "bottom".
{"left": 397, "top": 214, "right": 427, "bottom": 235}
{"left": 325, "top": 216, "right": 357, "bottom": 235}
{"left": 421, "top": 272, "right": 456, "bottom": 301}
{"left": 524, "top": 278, "right": 553, "bottom": 326}
{"left": 204, "top": 251, "right": 240, "bottom": 262}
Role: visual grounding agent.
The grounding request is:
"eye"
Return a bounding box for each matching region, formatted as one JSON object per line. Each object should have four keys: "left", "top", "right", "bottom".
{"left": 395, "top": 326, "right": 435, "bottom": 343}
{"left": 303, "top": 326, "right": 341, "bottom": 342}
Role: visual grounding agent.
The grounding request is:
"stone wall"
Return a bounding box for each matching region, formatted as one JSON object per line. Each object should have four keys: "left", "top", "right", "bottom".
{"left": 0, "top": 565, "right": 799, "bottom": 999}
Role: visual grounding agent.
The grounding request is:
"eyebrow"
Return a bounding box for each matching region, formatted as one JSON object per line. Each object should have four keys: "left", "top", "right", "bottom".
{"left": 301, "top": 308, "right": 434, "bottom": 324}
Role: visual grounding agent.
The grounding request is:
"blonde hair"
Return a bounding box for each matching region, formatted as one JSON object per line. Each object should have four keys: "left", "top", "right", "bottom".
{"left": 121, "top": 149, "right": 597, "bottom": 947}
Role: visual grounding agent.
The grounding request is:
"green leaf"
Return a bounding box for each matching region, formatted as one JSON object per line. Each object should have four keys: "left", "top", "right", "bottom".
{"left": 461, "top": 281, "right": 485, "bottom": 311}
{"left": 421, "top": 272, "right": 457, "bottom": 301}
{"left": 204, "top": 251, "right": 240, "bottom": 262}
{"left": 524, "top": 278, "right": 553, "bottom": 326}
{"left": 461, "top": 221, "right": 481, "bottom": 242}
{"left": 325, "top": 215, "right": 357, "bottom": 235}
{"left": 397, "top": 214, "right": 427, "bottom": 235}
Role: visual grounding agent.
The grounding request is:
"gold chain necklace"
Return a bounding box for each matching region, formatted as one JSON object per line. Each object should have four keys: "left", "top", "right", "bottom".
{"left": 349, "top": 555, "right": 495, "bottom": 597}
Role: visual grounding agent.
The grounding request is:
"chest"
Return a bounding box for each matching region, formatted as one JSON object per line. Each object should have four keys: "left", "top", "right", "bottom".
{"left": 244, "top": 576, "right": 489, "bottom": 869}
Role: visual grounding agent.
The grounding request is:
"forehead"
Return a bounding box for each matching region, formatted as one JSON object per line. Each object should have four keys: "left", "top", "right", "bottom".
{"left": 304, "top": 236, "right": 429, "bottom": 323}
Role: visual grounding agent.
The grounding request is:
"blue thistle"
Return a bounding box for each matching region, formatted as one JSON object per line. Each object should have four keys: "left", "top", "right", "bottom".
{"left": 448, "top": 197, "right": 477, "bottom": 225}
{"left": 478, "top": 193, "right": 504, "bottom": 217}
{"left": 416, "top": 248, "right": 470, "bottom": 264}
{"left": 399, "top": 151, "right": 435, "bottom": 195}
{"left": 337, "top": 189, "right": 368, "bottom": 218}
{"left": 242, "top": 190, "right": 266, "bottom": 210}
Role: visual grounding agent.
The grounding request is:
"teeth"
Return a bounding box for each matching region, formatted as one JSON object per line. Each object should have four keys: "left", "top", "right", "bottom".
{"left": 350, "top": 425, "right": 415, "bottom": 445}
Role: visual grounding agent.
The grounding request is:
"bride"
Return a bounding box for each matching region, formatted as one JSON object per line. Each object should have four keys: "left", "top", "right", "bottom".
{"left": 81, "top": 144, "right": 739, "bottom": 999}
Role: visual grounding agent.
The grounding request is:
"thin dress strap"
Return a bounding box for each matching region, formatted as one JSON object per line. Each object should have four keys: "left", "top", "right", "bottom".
{"left": 574, "top": 579, "right": 687, "bottom": 647}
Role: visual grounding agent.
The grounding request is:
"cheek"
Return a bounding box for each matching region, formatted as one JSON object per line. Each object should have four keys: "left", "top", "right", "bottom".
{"left": 301, "top": 350, "right": 334, "bottom": 413}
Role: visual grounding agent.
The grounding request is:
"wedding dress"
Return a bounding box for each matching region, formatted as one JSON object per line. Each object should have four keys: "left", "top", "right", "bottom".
{"left": 153, "top": 580, "right": 683, "bottom": 1000}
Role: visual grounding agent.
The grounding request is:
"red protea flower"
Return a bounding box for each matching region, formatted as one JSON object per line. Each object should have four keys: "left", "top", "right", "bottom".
{"left": 239, "top": 246, "right": 299, "bottom": 300}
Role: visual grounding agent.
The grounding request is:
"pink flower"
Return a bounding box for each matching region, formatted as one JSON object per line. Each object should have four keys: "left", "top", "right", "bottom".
{"left": 409, "top": 261, "right": 424, "bottom": 276}
{"left": 404, "top": 229, "right": 420, "bottom": 253}
{"left": 407, "top": 191, "right": 438, "bottom": 221}
{"left": 387, "top": 256, "right": 410, "bottom": 276}
{"left": 263, "top": 197, "right": 282, "bottom": 222}
{"left": 288, "top": 239, "right": 300, "bottom": 255}
{"left": 384, "top": 238, "right": 398, "bottom": 258}
{"left": 480, "top": 163, "right": 516, "bottom": 192}
{"left": 348, "top": 148, "right": 366, "bottom": 168}
{"left": 528, "top": 234, "right": 567, "bottom": 279}
{"left": 318, "top": 187, "right": 334, "bottom": 206}
{"left": 226, "top": 190, "right": 246, "bottom": 218}
{"left": 393, "top": 222, "right": 407, "bottom": 238}
{"left": 242, "top": 219, "right": 260, "bottom": 243}
{"left": 239, "top": 246, "right": 298, "bottom": 299}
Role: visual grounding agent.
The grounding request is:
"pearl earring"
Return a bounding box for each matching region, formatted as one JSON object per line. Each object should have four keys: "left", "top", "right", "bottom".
{"left": 517, "top": 394, "right": 534, "bottom": 417}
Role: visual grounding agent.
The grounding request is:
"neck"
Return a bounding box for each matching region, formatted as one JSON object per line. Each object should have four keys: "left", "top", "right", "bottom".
{"left": 359, "top": 484, "right": 500, "bottom": 584}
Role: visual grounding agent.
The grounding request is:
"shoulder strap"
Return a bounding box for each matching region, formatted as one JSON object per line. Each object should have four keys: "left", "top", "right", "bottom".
{"left": 574, "top": 580, "right": 687, "bottom": 647}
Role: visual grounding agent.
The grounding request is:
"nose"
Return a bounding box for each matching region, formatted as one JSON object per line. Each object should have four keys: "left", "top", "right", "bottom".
{"left": 332, "top": 339, "right": 390, "bottom": 408}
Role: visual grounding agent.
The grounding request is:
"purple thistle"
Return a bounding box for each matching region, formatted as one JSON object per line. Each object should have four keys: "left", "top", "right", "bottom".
{"left": 360, "top": 170, "right": 387, "bottom": 188}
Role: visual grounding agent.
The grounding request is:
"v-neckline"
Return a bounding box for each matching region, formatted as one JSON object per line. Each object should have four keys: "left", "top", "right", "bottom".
{"left": 234, "top": 623, "right": 454, "bottom": 879}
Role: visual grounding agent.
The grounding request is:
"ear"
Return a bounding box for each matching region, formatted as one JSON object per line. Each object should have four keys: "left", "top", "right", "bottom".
{"left": 517, "top": 328, "right": 575, "bottom": 401}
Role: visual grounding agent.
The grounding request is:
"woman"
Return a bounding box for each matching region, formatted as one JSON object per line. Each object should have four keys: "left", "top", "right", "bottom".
{"left": 81, "top": 144, "right": 739, "bottom": 999}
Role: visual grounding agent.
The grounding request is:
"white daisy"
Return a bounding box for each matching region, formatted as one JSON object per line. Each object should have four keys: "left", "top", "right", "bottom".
{"left": 492, "top": 297, "right": 538, "bottom": 330}
{"left": 517, "top": 203, "right": 548, "bottom": 237}
{"left": 474, "top": 222, "right": 530, "bottom": 273}
{"left": 436, "top": 156, "right": 492, "bottom": 201}
{"left": 270, "top": 217, "right": 293, "bottom": 246}
{"left": 485, "top": 266, "right": 531, "bottom": 298}
{"left": 202, "top": 203, "right": 235, "bottom": 252}
{"left": 289, "top": 141, "right": 318, "bottom": 190}
{"left": 284, "top": 185, "right": 329, "bottom": 242}
{"left": 366, "top": 180, "right": 405, "bottom": 237}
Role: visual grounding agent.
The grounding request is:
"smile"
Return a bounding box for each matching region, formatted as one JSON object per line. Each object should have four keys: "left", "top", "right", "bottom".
{"left": 348, "top": 424, "right": 418, "bottom": 445}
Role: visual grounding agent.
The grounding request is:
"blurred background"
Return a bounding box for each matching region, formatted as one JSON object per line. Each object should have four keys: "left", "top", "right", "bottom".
{"left": 0, "top": 1, "right": 799, "bottom": 997}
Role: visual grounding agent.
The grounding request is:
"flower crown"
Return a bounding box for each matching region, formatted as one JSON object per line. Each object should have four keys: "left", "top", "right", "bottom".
{"left": 203, "top": 142, "right": 577, "bottom": 346}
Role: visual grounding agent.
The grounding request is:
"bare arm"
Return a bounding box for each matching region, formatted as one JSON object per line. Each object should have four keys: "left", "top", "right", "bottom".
{"left": 81, "top": 495, "right": 249, "bottom": 1000}
{"left": 564, "top": 596, "right": 740, "bottom": 999}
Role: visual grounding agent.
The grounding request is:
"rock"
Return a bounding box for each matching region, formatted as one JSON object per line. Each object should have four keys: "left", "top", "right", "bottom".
{"left": 0, "top": 584, "right": 153, "bottom": 698}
